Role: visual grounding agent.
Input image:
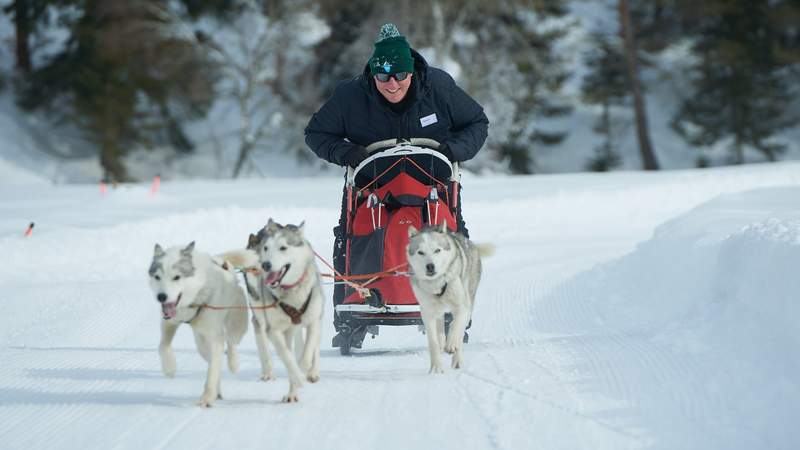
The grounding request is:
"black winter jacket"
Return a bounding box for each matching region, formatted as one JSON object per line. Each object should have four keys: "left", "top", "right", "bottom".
{"left": 305, "top": 50, "right": 489, "bottom": 165}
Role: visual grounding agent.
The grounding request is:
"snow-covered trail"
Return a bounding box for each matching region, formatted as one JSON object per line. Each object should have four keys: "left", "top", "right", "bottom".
{"left": 1, "top": 163, "right": 798, "bottom": 450}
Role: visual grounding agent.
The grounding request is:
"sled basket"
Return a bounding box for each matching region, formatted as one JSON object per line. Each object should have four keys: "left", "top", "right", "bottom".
{"left": 335, "top": 141, "right": 460, "bottom": 321}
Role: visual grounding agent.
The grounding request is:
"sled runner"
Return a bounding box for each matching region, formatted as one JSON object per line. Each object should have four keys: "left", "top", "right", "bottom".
{"left": 332, "top": 138, "right": 464, "bottom": 355}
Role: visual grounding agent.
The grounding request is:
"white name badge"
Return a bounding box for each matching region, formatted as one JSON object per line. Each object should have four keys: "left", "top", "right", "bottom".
{"left": 420, "top": 113, "right": 438, "bottom": 128}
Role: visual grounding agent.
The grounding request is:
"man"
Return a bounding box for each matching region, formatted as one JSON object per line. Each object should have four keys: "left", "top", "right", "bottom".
{"left": 305, "top": 23, "right": 488, "bottom": 340}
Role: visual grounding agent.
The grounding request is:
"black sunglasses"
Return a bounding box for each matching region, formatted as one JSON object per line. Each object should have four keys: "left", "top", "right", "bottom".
{"left": 374, "top": 71, "right": 410, "bottom": 83}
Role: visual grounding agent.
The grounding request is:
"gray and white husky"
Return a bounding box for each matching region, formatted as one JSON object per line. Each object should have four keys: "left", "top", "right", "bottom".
{"left": 406, "top": 223, "right": 493, "bottom": 373}
{"left": 148, "top": 241, "right": 248, "bottom": 407}
{"left": 246, "top": 219, "right": 324, "bottom": 403}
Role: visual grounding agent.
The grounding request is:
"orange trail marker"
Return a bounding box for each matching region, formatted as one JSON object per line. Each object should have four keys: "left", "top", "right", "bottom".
{"left": 24, "top": 222, "right": 34, "bottom": 237}
{"left": 150, "top": 175, "right": 161, "bottom": 196}
{"left": 100, "top": 180, "right": 107, "bottom": 196}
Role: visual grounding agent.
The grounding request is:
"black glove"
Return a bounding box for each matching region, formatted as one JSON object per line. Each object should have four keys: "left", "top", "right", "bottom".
{"left": 343, "top": 145, "right": 369, "bottom": 168}
{"left": 437, "top": 143, "right": 454, "bottom": 161}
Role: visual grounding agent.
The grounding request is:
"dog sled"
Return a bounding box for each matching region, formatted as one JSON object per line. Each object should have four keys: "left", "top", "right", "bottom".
{"left": 331, "top": 138, "right": 464, "bottom": 355}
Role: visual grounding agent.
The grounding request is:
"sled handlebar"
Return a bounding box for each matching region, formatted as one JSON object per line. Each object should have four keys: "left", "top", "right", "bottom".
{"left": 365, "top": 138, "right": 440, "bottom": 153}
{"left": 346, "top": 144, "right": 460, "bottom": 186}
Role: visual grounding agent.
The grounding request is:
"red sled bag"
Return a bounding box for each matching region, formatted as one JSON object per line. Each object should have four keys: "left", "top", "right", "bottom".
{"left": 333, "top": 140, "right": 461, "bottom": 354}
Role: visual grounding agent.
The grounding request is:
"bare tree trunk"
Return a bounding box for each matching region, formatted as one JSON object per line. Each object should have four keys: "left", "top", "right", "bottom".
{"left": 13, "top": 0, "right": 32, "bottom": 73}
{"left": 734, "top": 135, "right": 744, "bottom": 164}
{"left": 619, "top": 0, "right": 659, "bottom": 170}
{"left": 232, "top": 138, "right": 256, "bottom": 178}
{"left": 100, "top": 141, "right": 130, "bottom": 182}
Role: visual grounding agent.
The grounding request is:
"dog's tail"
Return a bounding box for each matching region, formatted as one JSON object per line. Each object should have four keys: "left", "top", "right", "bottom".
{"left": 476, "top": 243, "right": 495, "bottom": 258}
{"left": 216, "top": 249, "right": 259, "bottom": 270}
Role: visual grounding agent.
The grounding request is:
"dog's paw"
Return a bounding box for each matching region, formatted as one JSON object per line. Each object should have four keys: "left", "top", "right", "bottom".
{"left": 198, "top": 393, "right": 216, "bottom": 408}
{"left": 451, "top": 354, "right": 462, "bottom": 369}
{"left": 429, "top": 364, "right": 444, "bottom": 374}
{"left": 306, "top": 372, "right": 320, "bottom": 383}
{"left": 444, "top": 342, "right": 458, "bottom": 354}
{"left": 160, "top": 352, "right": 177, "bottom": 377}
{"left": 282, "top": 393, "right": 299, "bottom": 403}
{"left": 259, "top": 372, "right": 276, "bottom": 381}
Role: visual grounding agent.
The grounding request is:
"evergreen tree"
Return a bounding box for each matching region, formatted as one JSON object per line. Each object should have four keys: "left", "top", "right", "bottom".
{"left": 460, "top": 0, "right": 572, "bottom": 174}
{"left": 314, "top": 0, "right": 376, "bottom": 97}
{"left": 2, "top": 0, "right": 52, "bottom": 74}
{"left": 16, "top": 1, "right": 222, "bottom": 182}
{"left": 672, "top": 0, "right": 798, "bottom": 164}
{"left": 581, "top": 33, "right": 627, "bottom": 171}
{"left": 619, "top": 0, "right": 659, "bottom": 170}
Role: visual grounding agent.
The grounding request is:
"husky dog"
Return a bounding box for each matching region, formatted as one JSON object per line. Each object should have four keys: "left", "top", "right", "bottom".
{"left": 248, "top": 219, "right": 324, "bottom": 403}
{"left": 148, "top": 242, "right": 248, "bottom": 407}
{"left": 217, "top": 230, "right": 287, "bottom": 383}
{"left": 406, "top": 223, "right": 492, "bottom": 373}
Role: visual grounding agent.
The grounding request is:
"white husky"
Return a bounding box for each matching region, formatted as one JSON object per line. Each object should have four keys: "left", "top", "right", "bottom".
{"left": 148, "top": 241, "right": 248, "bottom": 407}
{"left": 406, "top": 223, "right": 492, "bottom": 373}
{"left": 247, "top": 219, "right": 324, "bottom": 403}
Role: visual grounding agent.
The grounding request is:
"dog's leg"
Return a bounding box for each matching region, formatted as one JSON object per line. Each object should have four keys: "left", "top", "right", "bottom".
{"left": 421, "top": 306, "right": 444, "bottom": 374}
{"left": 301, "top": 320, "right": 321, "bottom": 383}
{"left": 310, "top": 323, "right": 321, "bottom": 383}
{"left": 436, "top": 316, "right": 446, "bottom": 354}
{"left": 290, "top": 327, "right": 305, "bottom": 363}
{"left": 159, "top": 321, "right": 180, "bottom": 378}
{"left": 194, "top": 332, "right": 211, "bottom": 362}
{"left": 223, "top": 300, "right": 247, "bottom": 374}
{"left": 197, "top": 331, "right": 224, "bottom": 407}
{"left": 252, "top": 315, "right": 275, "bottom": 381}
{"left": 269, "top": 328, "right": 304, "bottom": 403}
{"left": 445, "top": 285, "right": 471, "bottom": 369}
{"left": 225, "top": 337, "right": 240, "bottom": 375}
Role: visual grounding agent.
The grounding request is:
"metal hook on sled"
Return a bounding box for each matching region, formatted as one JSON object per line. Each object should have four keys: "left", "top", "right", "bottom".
{"left": 427, "top": 187, "right": 439, "bottom": 225}
{"left": 367, "top": 193, "right": 383, "bottom": 230}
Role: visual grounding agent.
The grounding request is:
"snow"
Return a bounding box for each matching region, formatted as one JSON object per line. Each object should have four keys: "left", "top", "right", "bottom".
{"left": 1, "top": 161, "right": 799, "bottom": 449}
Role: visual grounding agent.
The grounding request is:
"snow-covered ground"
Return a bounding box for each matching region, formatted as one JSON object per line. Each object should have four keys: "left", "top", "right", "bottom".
{"left": 1, "top": 162, "right": 798, "bottom": 449}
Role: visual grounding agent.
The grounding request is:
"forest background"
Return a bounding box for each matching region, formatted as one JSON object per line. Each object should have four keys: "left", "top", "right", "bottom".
{"left": 1, "top": 0, "right": 799, "bottom": 183}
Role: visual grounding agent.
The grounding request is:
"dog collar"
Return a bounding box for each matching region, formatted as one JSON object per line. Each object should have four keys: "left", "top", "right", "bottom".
{"left": 278, "top": 267, "right": 309, "bottom": 290}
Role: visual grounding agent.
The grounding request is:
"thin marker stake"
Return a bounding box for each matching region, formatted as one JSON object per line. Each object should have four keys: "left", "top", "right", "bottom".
{"left": 150, "top": 175, "right": 161, "bottom": 197}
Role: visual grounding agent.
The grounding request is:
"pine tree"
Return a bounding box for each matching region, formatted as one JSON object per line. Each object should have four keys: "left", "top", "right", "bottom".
{"left": 619, "top": 0, "right": 659, "bottom": 170}
{"left": 2, "top": 0, "right": 51, "bottom": 74}
{"left": 581, "top": 34, "right": 627, "bottom": 171}
{"left": 671, "top": 0, "right": 798, "bottom": 164}
{"left": 462, "top": 0, "right": 572, "bottom": 174}
{"left": 16, "top": 1, "right": 222, "bottom": 182}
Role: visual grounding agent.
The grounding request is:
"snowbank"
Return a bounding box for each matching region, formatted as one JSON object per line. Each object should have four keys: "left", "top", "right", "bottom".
{"left": 533, "top": 186, "right": 800, "bottom": 449}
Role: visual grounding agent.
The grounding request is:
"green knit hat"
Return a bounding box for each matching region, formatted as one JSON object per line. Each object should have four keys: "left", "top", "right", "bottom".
{"left": 369, "top": 23, "right": 414, "bottom": 76}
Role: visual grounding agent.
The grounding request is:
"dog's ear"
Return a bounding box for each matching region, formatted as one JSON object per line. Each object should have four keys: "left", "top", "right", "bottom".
{"left": 439, "top": 220, "right": 448, "bottom": 233}
{"left": 247, "top": 233, "right": 259, "bottom": 249}
{"left": 154, "top": 243, "right": 165, "bottom": 258}
{"left": 182, "top": 241, "right": 195, "bottom": 254}
{"left": 297, "top": 221, "right": 305, "bottom": 234}
{"left": 267, "top": 218, "right": 281, "bottom": 233}
{"left": 408, "top": 225, "right": 418, "bottom": 238}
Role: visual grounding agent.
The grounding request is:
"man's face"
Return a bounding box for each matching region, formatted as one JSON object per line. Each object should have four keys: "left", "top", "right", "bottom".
{"left": 374, "top": 72, "right": 413, "bottom": 104}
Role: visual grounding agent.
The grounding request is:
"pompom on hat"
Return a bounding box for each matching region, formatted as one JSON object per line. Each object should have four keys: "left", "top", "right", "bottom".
{"left": 369, "top": 23, "right": 414, "bottom": 76}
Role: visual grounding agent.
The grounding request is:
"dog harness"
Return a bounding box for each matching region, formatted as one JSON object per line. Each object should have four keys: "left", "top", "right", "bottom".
{"left": 278, "top": 291, "right": 313, "bottom": 324}
{"left": 253, "top": 267, "right": 315, "bottom": 324}
{"left": 182, "top": 305, "right": 203, "bottom": 324}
